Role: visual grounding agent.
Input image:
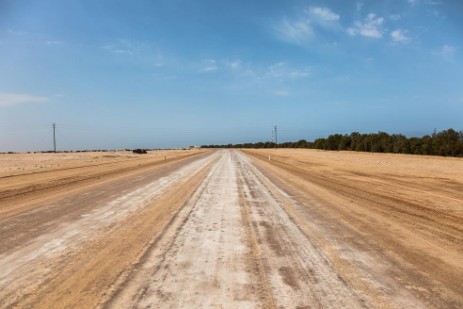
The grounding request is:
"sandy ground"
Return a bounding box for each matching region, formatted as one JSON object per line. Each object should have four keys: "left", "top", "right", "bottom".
{"left": 0, "top": 150, "right": 206, "bottom": 216}
{"left": 243, "top": 149, "right": 463, "bottom": 308}
{"left": 0, "top": 149, "right": 462, "bottom": 308}
{"left": 0, "top": 150, "right": 199, "bottom": 177}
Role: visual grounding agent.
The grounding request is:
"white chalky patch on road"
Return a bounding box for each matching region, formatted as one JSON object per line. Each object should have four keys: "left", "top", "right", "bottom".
{"left": 0, "top": 153, "right": 218, "bottom": 306}
{"left": 110, "top": 150, "right": 259, "bottom": 309}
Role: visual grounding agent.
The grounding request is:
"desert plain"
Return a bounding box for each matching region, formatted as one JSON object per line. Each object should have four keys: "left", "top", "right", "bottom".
{"left": 0, "top": 149, "right": 462, "bottom": 308}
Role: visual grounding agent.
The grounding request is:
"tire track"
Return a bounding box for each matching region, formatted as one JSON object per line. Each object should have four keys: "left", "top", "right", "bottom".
{"left": 0, "top": 152, "right": 218, "bottom": 308}
{"left": 234, "top": 151, "right": 367, "bottom": 309}
{"left": 108, "top": 150, "right": 262, "bottom": 309}
{"left": 237, "top": 175, "right": 277, "bottom": 309}
{"left": 243, "top": 149, "right": 462, "bottom": 308}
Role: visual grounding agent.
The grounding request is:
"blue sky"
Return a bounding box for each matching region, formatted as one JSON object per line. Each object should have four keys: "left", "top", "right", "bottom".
{"left": 0, "top": 0, "right": 462, "bottom": 151}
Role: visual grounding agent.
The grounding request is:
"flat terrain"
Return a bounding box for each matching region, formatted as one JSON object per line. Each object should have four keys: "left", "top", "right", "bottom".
{"left": 0, "top": 149, "right": 462, "bottom": 308}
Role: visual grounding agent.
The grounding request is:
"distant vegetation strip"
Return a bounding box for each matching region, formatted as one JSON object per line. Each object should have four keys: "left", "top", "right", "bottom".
{"left": 202, "top": 128, "right": 463, "bottom": 157}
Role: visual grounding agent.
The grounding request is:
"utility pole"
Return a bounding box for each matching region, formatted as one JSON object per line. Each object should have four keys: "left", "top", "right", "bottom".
{"left": 274, "top": 125, "right": 278, "bottom": 147}
{"left": 52, "top": 123, "right": 56, "bottom": 152}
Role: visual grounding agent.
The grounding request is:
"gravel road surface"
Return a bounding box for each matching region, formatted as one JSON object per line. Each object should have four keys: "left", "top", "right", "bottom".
{"left": 1, "top": 149, "right": 461, "bottom": 308}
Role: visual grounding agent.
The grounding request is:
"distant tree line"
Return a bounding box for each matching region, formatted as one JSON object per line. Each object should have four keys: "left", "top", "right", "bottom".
{"left": 201, "top": 128, "right": 463, "bottom": 157}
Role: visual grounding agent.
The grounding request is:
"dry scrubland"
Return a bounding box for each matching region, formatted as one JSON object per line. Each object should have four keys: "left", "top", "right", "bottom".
{"left": 0, "top": 148, "right": 462, "bottom": 308}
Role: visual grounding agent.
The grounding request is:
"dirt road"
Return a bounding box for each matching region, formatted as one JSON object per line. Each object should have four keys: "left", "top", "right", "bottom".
{"left": 1, "top": 149, "right": 462, "bottom": 308}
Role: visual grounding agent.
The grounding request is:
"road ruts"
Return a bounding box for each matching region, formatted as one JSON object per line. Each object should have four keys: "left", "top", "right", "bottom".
{"left": 1, "top": 149, "right": 451, "bottom": 308}
{"left": 105, "top": 150, "right": 264, "bottom": 308}
{"left": 104, "top": 150, "right": 380, "bottom": 308}
{"left": 0, "top": 151, "right": 219, "bottom": 309}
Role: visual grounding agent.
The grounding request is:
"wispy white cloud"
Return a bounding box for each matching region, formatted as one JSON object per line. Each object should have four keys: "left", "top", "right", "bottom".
{"left": 307, "top": 6, "right": 341, "bottom": 30}
{"left": 440, "top": 44, "right": 456, "bottom": 57}
{"left": 274, "top": 6, "right": 341, "bottom": 45}
{"left": 390, "top": 14, "right": 402, "bottom": 21}
{"left": 103, "top": 39, "right": 141, "bottom": 55}
{"left": 408, "top": 0, "right": 442, "bottom": 6}
{"left": 0, "top": 93, "right": 48, "bottom": 107}
{"left": 223, "top": 61, "right": 310, "bottom": 91}
{"left": 391, "top": 29, "right": 410, "bottom": 43}
{"left": 431, "top": 44, "right": 456, "bottom": 59}
{"left": 347, "top": 13, "right": 385, "bottom": 38}
{"left": 226, "top": 60, "right": 241, "bottom": 70}
{"left": 266, "top": 62, "right": 310, "bottom": 79}
{"left": 7, "top": 29, "right": 27, "bottom": 36}
{"left": 102, "top": 39, "right": 163, "bottom": 66}
{"left": 308, "top": 7, "right": 340, "bottom": 22}
{"left": 274, "top": 18, "right": 314, "bottom": 45}
{"left": 199, "top": 59, "right": 218, "bottom": 73}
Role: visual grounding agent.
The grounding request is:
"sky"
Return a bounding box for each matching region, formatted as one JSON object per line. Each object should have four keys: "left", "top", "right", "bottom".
{"left": 0, "top": 0, "right": 462, "bottom": 151}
